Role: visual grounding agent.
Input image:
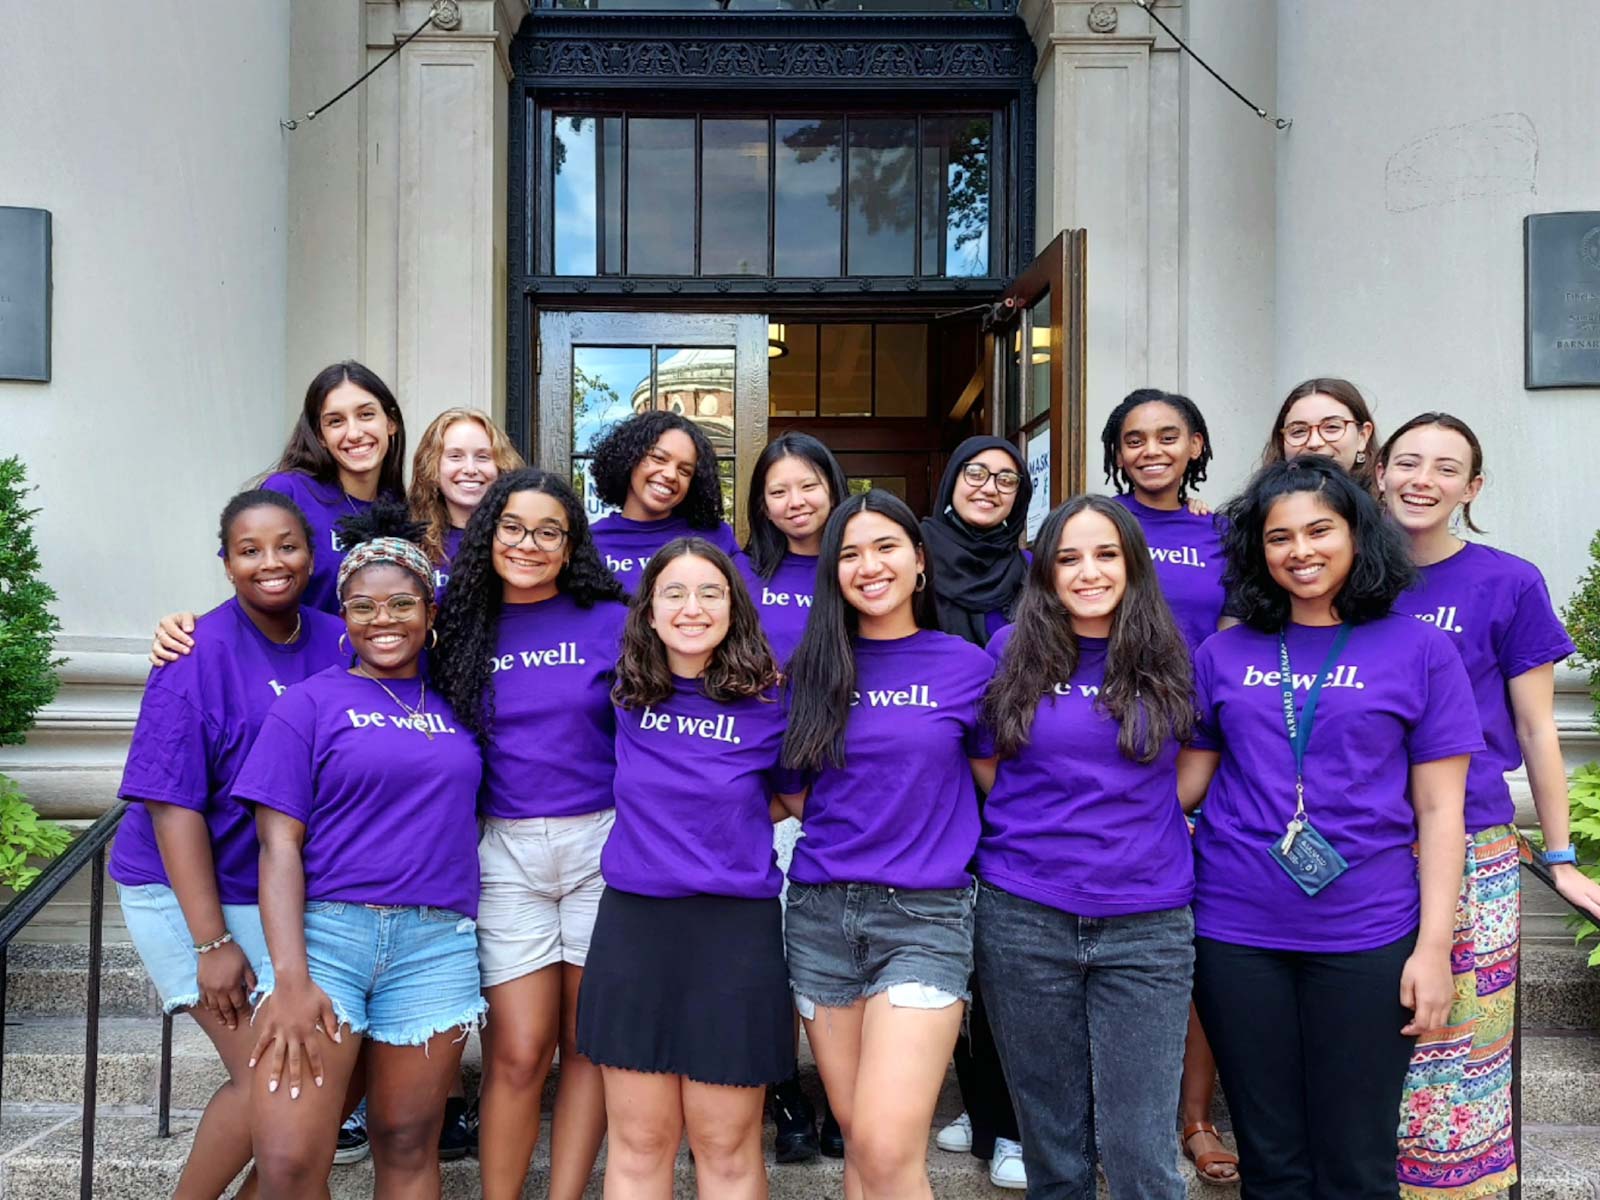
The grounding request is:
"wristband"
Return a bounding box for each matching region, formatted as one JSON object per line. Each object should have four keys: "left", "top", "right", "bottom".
{"left": 195, "top": 931, "right": 235, "bottom": 954}
{"left": 1540, "top": 847, "right": 1578, "bottom": 867}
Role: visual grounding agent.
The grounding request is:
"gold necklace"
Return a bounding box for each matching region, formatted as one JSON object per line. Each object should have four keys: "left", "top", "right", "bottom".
{"left": 280, "top": 611, "right": 302, "bottom": 645}
{"left": 353, "top": 664, "right": 433, "bottom": 740}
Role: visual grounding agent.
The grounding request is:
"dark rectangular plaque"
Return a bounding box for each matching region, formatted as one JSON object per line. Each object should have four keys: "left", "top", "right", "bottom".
{"left": 1526, "top": 212, "right": 1600, "bottom": 389}
{"left": 0, "top": 207, "right": 51, "bottom": 382}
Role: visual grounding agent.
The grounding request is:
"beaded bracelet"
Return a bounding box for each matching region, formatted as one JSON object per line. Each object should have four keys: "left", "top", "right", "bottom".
{"left": 195, "top": 932, "right": 235, "bottom": 954}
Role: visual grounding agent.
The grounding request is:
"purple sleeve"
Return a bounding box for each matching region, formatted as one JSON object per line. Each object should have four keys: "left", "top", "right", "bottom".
{"left": 118, "top": 680, "right": 211, "bottom": 811}
{"left": 232, "top": 697, "right": 317, "bottom": 824}
{"left": 1498, "top": 573, "right": 1577, "bottom": 680}
{"left": 1408, "top": 631, "right": 1487, "bottom": 765}
{"left": 711, "top": 522, "right": 741, "bottom": 557}
{"left": 1189, "top": 644, "right": 1223, "bottom": 752}
{"left": 964, "top": 654, "right": 998, "bottom": 758}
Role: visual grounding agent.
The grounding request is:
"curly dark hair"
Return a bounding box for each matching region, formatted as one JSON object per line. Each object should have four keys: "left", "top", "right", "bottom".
{"left": 333, "top": 501, "right": 431, "bottom": 596}
{"left": 744, "top": 433, "right": 848, "bottom": 579}
{"left": 1221, "top": 455, "right": 1416, "bottom": 633}
{"left": 783, "top": 490, "right": 940, "bottom": 772}
{"left": 612, "top": 538, "right": 779, "bottom": 708}
{"left": 218, "top": 489, "right": 313, "bottom": 555}
{"left": 431, "top": 469, "right": 626, "bottom": 743}
{"left": 984, "top": 496, "right": 1193, "bottom": 761}
{"left": 589, "top": 411, "right": 724, "bottom": 530}
{"left": 1100, "top": 388, "right": 1213, "bottom": 503}
{"left": 1377, "top": 411, "right": 1487, "bottom": 534}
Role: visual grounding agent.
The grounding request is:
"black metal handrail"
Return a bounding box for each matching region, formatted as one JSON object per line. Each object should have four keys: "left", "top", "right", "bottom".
{"left": 0, "top": 800, "right": 139, "bottom": 1200}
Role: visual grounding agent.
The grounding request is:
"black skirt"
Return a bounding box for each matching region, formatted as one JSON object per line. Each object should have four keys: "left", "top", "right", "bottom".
{"left": 576, "top": 886, "right": 796, "bottom": 1087}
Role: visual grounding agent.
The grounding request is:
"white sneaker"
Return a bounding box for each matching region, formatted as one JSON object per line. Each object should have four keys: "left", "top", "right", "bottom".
{"left": 935, "top": 1111, "right": 973, "bottom": 1153}
{"left": 988, "top": 1138, "right": 1027, "bottom": 1190}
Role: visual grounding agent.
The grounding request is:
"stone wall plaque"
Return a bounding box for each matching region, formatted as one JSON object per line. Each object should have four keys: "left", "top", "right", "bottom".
{"left": 0, "top": 207, "right": 51, "bottom": 383}
{"left": 1526, "top": 211, "right": 1600, "bottom": 389}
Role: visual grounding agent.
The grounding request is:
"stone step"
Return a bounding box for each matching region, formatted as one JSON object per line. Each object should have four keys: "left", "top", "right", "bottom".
{"left": 1, "top": 1110, "right": 1597, "bottom": 1199}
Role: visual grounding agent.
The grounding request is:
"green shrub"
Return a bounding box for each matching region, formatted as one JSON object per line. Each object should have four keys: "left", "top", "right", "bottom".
{"left": 1563, "top": 764, "right": 1600, "bottom": 966}
{"left": 1566, "top": 531, "right": 1600, "bottom": 732}
{"left": 0, "top": 456, "right": 69, "bottom": 890}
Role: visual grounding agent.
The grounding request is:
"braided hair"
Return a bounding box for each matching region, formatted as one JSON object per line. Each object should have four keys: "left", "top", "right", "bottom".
{"left": 1099, "top": 388, "right": 1213, "bottom": 503}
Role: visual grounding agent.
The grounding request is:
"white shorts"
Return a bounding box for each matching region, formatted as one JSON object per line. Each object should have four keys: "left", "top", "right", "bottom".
{"left": 476, "top": 810, "right": 613, "bottom": 987}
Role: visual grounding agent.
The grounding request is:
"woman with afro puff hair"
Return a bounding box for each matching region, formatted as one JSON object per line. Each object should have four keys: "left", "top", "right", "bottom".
{"left": 431, "top": 468, "right": 628, "bottom": 1200}
{"left": 586, "top": 411, "right": 739, "bottom": 595}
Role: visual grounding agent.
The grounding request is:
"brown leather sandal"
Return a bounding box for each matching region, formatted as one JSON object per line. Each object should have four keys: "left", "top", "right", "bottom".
{"left": 1182, "top": 1121, "right": 1240, "bottom": 1186}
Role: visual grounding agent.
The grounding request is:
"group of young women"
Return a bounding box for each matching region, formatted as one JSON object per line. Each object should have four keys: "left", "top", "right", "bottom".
{"left": 106, "top": 358, "right": 1599, "bottom": 1200}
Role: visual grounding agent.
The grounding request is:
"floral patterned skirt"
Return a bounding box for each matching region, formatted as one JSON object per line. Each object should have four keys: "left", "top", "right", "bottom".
{"left": 1396, "top": 825, "right": 1520, "bottom": 1199}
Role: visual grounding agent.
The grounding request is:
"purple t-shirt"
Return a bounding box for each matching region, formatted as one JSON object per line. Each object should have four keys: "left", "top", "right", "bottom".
{"left": 737, "top": 551, "right": 818, "bottom": 666}
{"left": 260, "top": 472, "right": 398, "bottom": 614}
{"left": 1111, "top": 493, "right": 1228, "bottom": 654}
{"left": 976, "top": 627, "right": 1194, "bottom": 917}
{"left": 590, "top": 513, "right": 740, "bottom": 596}
{"left": 233, "top": 666, "right": 483, "bottom": 917}
{"left": 110, "top": 601, "right": 346, "bottom": 904}
{"left": 481, "top": 593, "right": 628, "bottom": 819}
{"left": 1392, "top": 542, "right": 1575, "bottom": 832}
{"left": 606, "top": 680, "right": 800, "bottom": 899}
{"left": 433, "top": 527, "right": 464, "bottom": 601}
{"left": 1190, "top": 615, "right": 1483, "bottom": 952}
{"left": 788, "top": 629, "right": 996, "bottom": 890}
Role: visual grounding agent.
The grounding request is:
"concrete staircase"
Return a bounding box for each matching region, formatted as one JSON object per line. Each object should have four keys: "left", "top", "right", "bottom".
{"left": 3, "top": 882, "right": 1600, "bottom": 1197}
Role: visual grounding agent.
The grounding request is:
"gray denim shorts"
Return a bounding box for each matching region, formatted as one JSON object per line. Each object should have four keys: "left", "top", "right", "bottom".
{"left": 783, "top": 880, "right": 975, "bottom": 1013}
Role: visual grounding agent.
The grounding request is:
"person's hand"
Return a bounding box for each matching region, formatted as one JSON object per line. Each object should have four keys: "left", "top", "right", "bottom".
{"left": 150, "top": 612, "right": 197, "bottom": 666}
{"left": 1553, "top": 863, "right": 1600, "bottom": 924}
{"left": 249, "top": 975, "right": 341, "bottom": 1099}
{"left": 196, "top": 941, "right": 257, "bottom": 1031}
{"left": 1399, "top": 947, "right": 1454, "bottom": 1036}
{"left": 1185, "top": 496, "right": 1213, "bottom": 517}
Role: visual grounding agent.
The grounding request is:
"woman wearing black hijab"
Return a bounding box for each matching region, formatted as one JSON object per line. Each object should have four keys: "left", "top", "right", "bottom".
{"left": 922, "top": 435, "right": 1031, "bottom": 1189}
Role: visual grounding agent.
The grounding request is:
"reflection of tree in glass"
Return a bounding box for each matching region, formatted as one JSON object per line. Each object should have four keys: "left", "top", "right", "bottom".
{"left": 945, "top": 118, "right": 990, "bottom": 255}
{"left": 573, "top": 362, "right": 620, "bottom": 452}
{"left": 780, "top": 121, "right": 844, "bottom": 214}
{"left": 552, "top": 115, "right": 588, "bottom": 177}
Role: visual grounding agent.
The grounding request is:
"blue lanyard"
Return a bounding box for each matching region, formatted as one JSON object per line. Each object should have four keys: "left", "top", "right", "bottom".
{"left": 1277, "top": 622, "right": 1352, "bottom": 814}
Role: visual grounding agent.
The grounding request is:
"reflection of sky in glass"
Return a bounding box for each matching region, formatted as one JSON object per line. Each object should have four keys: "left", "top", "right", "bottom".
{"left": 554, "top": 117, "right": 597, "bottom": 275}
{"left": 945, "top": 165, "right": 989, "bottom": 277}
{"left": 775, "top": 119, "right": 842, "bottom": 276}
{"left": 847, "top": 119, "right": 916, "bottom": 276}
{"left": 572, "top": 346, "right": 651, "bottom": 453}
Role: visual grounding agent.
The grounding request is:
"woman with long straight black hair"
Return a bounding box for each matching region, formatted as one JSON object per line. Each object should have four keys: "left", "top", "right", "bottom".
{"left": 781, "top": 489, "right": 997, "bottom": 1200}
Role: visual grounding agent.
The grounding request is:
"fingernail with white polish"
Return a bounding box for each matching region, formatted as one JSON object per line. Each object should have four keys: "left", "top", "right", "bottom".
{"left": 269, "top": 1079, "right": 278, "bottom": 1093}
{"left": 291, "top": 1086, "right": 300, "bottom": 1100}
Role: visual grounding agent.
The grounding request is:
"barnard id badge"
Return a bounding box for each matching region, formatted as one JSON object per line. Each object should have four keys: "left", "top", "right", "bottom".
{"left": 1267, "top": 819, "right": 1349, "bottom": 896}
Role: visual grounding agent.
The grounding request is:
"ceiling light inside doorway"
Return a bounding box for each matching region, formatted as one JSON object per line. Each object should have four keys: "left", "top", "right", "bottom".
{"left": 768, "top": 323, "right": 789, "bottom": 359}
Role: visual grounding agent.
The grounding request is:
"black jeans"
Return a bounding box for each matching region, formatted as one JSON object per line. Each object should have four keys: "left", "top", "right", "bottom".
{"left": 952, "top": 972, "right": 1019, "bottom": 1158}
{"left": 977, "top": 883, "right": 1193, "bottom": 1199}
{"left": 1192, "top": 933, "right": 1418, "bottom": 1200}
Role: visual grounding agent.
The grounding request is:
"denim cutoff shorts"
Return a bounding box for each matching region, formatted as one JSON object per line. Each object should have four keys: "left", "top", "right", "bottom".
{"left": 258, "top": 901, "right": 486, "bottom": 1047}
{"left": 783, "top": 880, "right": 974, "bottom": 1014}
{"left": 118, "top": 882, "right": 274, "bottom": 1014}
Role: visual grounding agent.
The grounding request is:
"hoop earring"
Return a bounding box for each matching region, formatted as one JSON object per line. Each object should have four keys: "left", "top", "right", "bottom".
{"left": 429, "top": 628, "right": 439, "bottom": 649}
{"left": 915, "top": 571, "right": 927, "bottom": 593}
{"left": 338, "top": 633, "right": 349, "bottom": 655}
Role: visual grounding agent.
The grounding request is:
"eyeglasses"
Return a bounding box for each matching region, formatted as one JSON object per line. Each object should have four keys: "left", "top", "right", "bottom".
{"left": 342, "top": 594, "right": 425, "bottom": 624}
{"left": 961, "top": 462, "right": 1023, "bottom": 493}
{"left": 654, "top": 583, "right": 730, "bottom": 609}
{"left": 1282, "top": 417, "right": 1357, "bottom": 446}
{"left": 495, "top": 519, "right": 569, "bottom": 552}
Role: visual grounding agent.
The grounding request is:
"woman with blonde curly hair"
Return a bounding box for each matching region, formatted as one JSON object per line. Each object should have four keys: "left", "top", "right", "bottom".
{"left": 408, "top": 408, "right": 524, "bottom": 595}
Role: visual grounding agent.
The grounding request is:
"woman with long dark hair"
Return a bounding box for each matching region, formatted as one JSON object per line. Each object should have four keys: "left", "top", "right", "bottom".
{"left": 975, "top": 495, "right": 1197, "bottom": 1198}
{"left": 430, "top": 468, "right": 626, "bottom": 1200}
{"left": 1378, "top": 414, "right": 1600, "bottom": 1199}
{"left": 235, "top": 503, "right": 483, "bottom": 1199}
{"left": 150, "top": 361, "right": 409, "bottom": 660}
{"left": 587, "top": 411, "right": 739, "bottom": 594}
{"left": 579, "top": 538, "right": 800, "bottom": 1199}
{"left": 110, "top": 490, "right": 344, "bottom": 1200}
{"left": 1179, "top": 456, "right": 1480, "bottom": 1198}
{"left": 781, "top": 490, "right": 997, "bottom": 1200}
{"left": 919, "top": 436, "right": 1030, "bottom": 1187}
{"left": 1261, "top": 377, "right": 1381, "bottom": 496}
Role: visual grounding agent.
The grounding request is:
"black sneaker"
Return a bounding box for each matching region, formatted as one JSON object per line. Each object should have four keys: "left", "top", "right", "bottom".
{"left": 819, "top": 1103, "right": 844, "bottom": 1159}
{"left": 333, "top": 1108, "right": 370, "bottom": 1165}
{"left": 465, "top": 1098, "right": 480, "bottom": 1159}
{"left": 438, "top": 1097, "right": 471, "bottom": 1162}
{"left": 771, "top": 1076, "right": 819, "bottom": 1164}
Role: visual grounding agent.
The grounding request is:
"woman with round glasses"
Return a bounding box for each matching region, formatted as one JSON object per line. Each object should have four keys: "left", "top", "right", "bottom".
{"left": 579, "top": 537, "right": 801, "bottom": 1199}
{"left": 919, "top": 438, "right": 1033, "bottom": 1188}
{"left": 1261, "top": 378, "right": 1381, "bottom": 495}
{"left": 234, "top": 503, "right": 484, "bottom": 1199}
{"left": 432, "top": 468, "right": 627, "bottom": 1200}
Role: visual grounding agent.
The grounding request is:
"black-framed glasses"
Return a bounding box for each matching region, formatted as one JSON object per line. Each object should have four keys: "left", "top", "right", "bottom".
{"left": 496, "top": 518, "right": 569, "bottom": 552}
{"left": 342, "top": 594, "right": 425, "bottom": 624}
{"left": 1282, "top": 417, "right": 1357, "bottom": 446}
{"left": 654, "top": 583, "right": 730, "bottom": 609}
{"left": 961, "top": 462, "right": 1023, "bottom": 493}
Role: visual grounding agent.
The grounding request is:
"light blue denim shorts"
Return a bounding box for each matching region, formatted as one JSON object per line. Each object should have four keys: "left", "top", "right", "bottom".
{"left": 117, "top": 882, "right": 274, "bottom": 1014}
{"left": 260, "top": 901, "right": 486, "bottom": 1047}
